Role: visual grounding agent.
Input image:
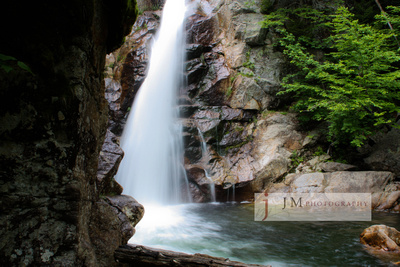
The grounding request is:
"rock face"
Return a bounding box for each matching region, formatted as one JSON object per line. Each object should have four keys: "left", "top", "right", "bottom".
{"left": 97, "top": 130, "right": 125, "bottom": 195}
{"left": 362, "top": 127, "right": 400, "bottom": 178}
{"left": 0, "top": 1, "right": 143, "bottom": 266}
{"left": 90, "top": 195, "right": 144, "bottom": 266}
{"left": 105, "top": 10, "right": 162, "bottom": 135}
{"left": 104, "top": 0, "right": 400, "bottom": 205}
{"left": 181, "top": 0, "right": 400, "bottom": 202}
{"left": 268, "top": 171, "right": 400, "bottom": 211}
{"left": 181, "top": 0, "right": 299, "bottom": 202}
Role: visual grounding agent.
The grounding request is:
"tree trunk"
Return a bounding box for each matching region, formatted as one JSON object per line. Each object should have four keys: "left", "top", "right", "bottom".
{"left": 374, "top": 0, "right": 400, "bottom": 47}
{"left": 114, "top": 244, "right": 270, "bottom": 267}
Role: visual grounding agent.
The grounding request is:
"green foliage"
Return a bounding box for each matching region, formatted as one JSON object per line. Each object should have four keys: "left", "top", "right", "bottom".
{"left": 260, "top": 0, "right": 273, "bottom": 14}
{"left": 226, "top": 86, "right": 233, "bottom": 97}
{"left": 107, "top": 62, "right": 116, "bottom": 69}
{"left": 261, "top": 110, "right": 276, "bottom": 117}
{"left": 239, "top": 70, "right": 255, "bottom": 78}
{"left": 261, "top": 5, "right": 400, "bottom": 147}
{"left": 375, "top": 5, "right": 400, "bottom": 48}
{"left": 260, "top": 6, "right": 333, "bottom": 50}
{"left": 230, "top": 73, "right": 240, "bottom": 84}
{"left": 243, "top": 50, "right": 255, "bottom": 70}
{"left": 234, "top": 126, "right": 244, "bottom": 133}
{"left": 138, "top": 0, "right": 161, "bottom": 14}
{"left": 251, "top": 115, "right": 258, "bottom": 125}
{"left": 290, "top": 150, "right": 304, "bottom": 167}
{"left": 244, "top": 0, "right": 256, "bottom": 9}
{"left": 117, "top": 53, "right": 127, "bottom": 62}
{"left": 0, "top": 54, "right": 33, "bottom": 74}
{"left": 313, "top": 146, "right": 325, "bottom": 157}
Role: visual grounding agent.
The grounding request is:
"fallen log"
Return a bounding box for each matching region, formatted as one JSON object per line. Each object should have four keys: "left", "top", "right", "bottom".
{"left": 114, "top": 244, "right": 269, "bottom": 267}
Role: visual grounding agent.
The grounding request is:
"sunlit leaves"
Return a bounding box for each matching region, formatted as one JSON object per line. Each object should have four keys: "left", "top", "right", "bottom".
{"left": 262, "top": 5, "right": 400, "bottom": 147}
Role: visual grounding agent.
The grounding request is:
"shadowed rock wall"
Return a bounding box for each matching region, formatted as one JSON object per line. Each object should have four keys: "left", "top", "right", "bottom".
{"left": 0, "top": 1, "right": 143, "bottom": 266}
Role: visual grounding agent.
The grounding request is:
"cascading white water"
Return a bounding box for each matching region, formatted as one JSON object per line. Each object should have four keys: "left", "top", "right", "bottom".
{"left": 115, "top": 0, "right": 188, "bottom": 205}
{"left": 197, "top": 128, "right": 216, "bottom": 202}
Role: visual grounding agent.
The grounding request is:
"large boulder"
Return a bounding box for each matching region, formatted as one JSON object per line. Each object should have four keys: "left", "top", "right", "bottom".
{"left": 360, "top": 225, "right": 400, "bottom": 264}
{"left": 90, "top": 195, "right": 144, "bottom": 266}
{"left": 183, "top": 111, "right": 305, "bottom": 202}
{"left": 268, "top": 171, "right": 399, "bottom": 210}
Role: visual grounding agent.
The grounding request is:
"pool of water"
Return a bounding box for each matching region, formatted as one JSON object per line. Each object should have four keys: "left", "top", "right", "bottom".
{"left": 130, "top": 203, "right": 400, "bottom": 266}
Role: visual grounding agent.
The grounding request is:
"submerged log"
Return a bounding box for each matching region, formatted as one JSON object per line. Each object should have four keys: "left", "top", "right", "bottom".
{"left": 115, "top": 244, "right": 269, "bottom": 267}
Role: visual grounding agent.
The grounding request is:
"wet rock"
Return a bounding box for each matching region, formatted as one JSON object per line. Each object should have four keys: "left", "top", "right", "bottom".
{"left": 90, "top": 196, "right": 144, "bottom": 266}
{"left": 376, "top": 183, "right": 400, "bottom": 212}
{"left": 196, "top": 119, "right": 222, "bottom": 133}
{"left": 104, "top": 11, "right": 162, "bottom": 137}
{"left": 221, "top": 107, "right": 243, "bottom": 120}
{"left": 188, "top": 182, "right": 208, "bottom": 203}
{"left": 186, "top": 166, "right": 214, "bottom": 202}
{"left": 105, "top": 78, "right": 124, "bottom": 134}
{"left": 360, "top": 225, "right": 400, "bottom": 264}
{"left": 186, "top": 57, "right": 208, "bottom": 85}
{"left": 187, "top": 14, "right": 218, "bottom": 45}
{"left": 97, "top": 130, "right": 124, "bottom": 195}
{"left": 196, "top": 52, "right": 231, "bottom": 106}
{"left": 179, "top": 105, "right": 200, "bottom": 118}
{"left": 361, "top": 225, "right": 400, "bottom": 251}
{"left": 105, "top": 195, "right": 145, "bottom": 227}
{"left": 120, "top": 12, "right": 161, "bottom": 111}
{"left": 183, "top": 130, "right": 202, "bottom": 163}
{"left": 187, "top": 166, "right": 209, "bottom": 186}
{"left": 186, "top": 43, "right": 213, "bottom": 60}
{"left": 193, "top": 109, "right": 221, "bottom": 120}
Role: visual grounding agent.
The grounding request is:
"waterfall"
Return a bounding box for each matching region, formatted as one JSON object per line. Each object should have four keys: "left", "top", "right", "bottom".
{"left": 115, "top": 0, "right": 188, "bottom": 205}
{"left": 197, "top": 128, "right": 216, "bottom": 202}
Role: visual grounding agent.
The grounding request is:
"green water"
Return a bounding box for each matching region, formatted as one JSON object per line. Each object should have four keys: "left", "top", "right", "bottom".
{"left": 131, "top": 203, "right": 400, "bottom": 266}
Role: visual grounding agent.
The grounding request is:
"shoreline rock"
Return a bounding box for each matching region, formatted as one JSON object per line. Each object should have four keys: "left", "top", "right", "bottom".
{"left": 268, "top": 171, "right": 400, "bottom": 211}
{"left": 360, "top": 225, "right": 400, "bottom": 264}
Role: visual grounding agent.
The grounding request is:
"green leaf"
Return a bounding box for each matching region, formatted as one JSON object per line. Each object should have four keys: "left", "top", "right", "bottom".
{"left": 0, "top": 53, "right": 17, "bottom": 61}
{"left": 17, "top": 61, "right": 33, "bottom": 74}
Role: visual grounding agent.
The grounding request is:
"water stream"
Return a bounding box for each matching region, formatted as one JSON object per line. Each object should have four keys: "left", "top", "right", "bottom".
{"left": 198, "top": 128, "right": 216, "bottom": 202}
{"left": 131, "top": 203, "right": 400, "bottom": 266}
